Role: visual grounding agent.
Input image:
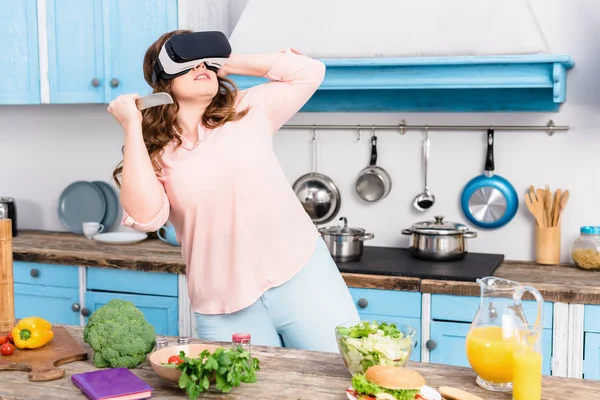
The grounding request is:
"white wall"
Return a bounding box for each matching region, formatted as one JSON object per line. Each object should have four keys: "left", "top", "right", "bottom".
{"left": 1, "top": 0, "right": 600, "bottom": 262}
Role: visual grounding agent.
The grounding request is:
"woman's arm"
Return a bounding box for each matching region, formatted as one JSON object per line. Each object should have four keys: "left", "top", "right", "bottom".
{"left": 108, "top": 94, "right": 170, "bottom": 232}
{"left": 221, "top": 48, "right": 326, "bottom": 132}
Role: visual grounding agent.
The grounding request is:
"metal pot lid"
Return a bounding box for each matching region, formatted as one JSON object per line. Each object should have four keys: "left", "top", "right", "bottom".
{"left": 318, "top": 217, "right": 365, "bottom": 236}
{"left": 407, "top": 215, "right": 471, "bottom": 235}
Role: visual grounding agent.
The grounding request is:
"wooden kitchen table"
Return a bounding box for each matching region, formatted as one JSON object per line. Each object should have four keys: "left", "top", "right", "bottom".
{"left": 0, "top": 326, "right": 598, "bottom": 399}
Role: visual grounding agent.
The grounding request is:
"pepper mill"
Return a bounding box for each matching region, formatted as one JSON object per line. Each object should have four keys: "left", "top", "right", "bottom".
{"left": 0, "top": 219, "right": 15, "bottom": 332}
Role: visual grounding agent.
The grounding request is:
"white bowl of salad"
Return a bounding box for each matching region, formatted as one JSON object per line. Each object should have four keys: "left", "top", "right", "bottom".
{"left": 335, "top": 320, "right": 417, "bottom": 375}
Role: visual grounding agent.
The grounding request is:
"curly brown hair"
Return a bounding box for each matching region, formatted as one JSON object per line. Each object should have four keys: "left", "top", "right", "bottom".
{"left": 112, "top": 29, "right": 249, "bottom": 187}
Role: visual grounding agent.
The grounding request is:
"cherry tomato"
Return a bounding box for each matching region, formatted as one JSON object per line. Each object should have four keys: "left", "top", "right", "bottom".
{"left": 6, "top": 332, "right": 14, "bottom": 344}
{"left": 1, "top": 342, "right": 15, "bottom": 356}
{"left": 167, "top": 355, "right": 183, "bottom": 365}
{"left": 0, "top": 337, "right": 7, "bottom": 345}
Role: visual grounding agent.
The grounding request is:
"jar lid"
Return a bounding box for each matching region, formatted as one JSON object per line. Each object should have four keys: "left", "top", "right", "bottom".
{"left": 232, "top": 333, "right": 251, "bottom": 343}
{"left": 406, "top": 215, "right": 471, "bottom": 235}
{"left": 581, "top": 226, "right": 600, "bottom": 234}
{"left": 317, "top": 217, "right": 365, "bottom": 236}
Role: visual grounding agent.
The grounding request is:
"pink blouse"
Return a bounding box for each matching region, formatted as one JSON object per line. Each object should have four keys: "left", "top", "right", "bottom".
{"left": 122, "top": 48, "right": 326, "bottom": 314}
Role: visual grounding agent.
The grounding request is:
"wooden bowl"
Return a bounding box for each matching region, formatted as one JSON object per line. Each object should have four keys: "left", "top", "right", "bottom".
{"left": 149, "top": 343, "right": 220, "bottom": 383}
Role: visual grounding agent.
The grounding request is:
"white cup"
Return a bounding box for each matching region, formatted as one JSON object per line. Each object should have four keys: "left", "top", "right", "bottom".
{"left": 82, "top": 222, "right": 104, "bottom": 239}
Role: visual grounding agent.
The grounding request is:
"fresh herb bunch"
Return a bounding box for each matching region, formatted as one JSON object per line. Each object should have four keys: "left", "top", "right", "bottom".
{"left": 176, "top": 346, "right": 260, "bottom": 399}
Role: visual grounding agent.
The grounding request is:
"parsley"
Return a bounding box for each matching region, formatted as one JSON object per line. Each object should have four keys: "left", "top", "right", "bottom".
{"left": 176, "top": 346, "right": 261, "bottom": 399}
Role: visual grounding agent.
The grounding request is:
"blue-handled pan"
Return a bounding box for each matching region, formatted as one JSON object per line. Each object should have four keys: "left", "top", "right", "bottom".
{"left": 460, "top": 129, "right": 518, "bottom": 229}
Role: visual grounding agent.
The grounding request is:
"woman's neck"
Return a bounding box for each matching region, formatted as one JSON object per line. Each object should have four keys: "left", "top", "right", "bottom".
{"left": 176, "top": 99, "right": 212, "bottom": 141}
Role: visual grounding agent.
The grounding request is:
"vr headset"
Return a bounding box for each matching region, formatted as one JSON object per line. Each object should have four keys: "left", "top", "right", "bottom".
{"left": 152, "top": 31, "right": 231, "bottom": 84}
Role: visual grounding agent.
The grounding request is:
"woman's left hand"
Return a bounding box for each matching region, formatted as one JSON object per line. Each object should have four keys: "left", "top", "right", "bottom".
{"left": 217, "top": 63, "right": 229, "bottom": 78}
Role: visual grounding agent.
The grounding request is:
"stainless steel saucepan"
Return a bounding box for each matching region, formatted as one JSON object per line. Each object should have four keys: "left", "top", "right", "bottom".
{"left": 319, "top": 217, "right": 374, "bottom": 262}
{"left": 355, "top": 127, "right": 392, "bottom": 202}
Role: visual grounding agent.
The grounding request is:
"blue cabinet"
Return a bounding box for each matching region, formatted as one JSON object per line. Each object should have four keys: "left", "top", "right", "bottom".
{"left": 46, "top": 0, "right": 177, "bottom": 104}
{"left": 584, "top": 305, "right": 600, "bottom": 380}
{"left": 13, "top": 261, "right": 81, "bottom": 325}
{"left": 429, "top": 294, "right": 554, "bottom": 376}
{"left": 85, "top": 267, "right": 179, "bottom": 336}
{"left": 348, "top": 288, "right": 422, "bottom": 362}
{"left": 46, "top": 0, "right": 104, "bottom": 103}
{"left": 0, "top": 0, "right": 40, "bottom": 104}
{"left": 106, "top": 0, "right": 178, "bottom": 100}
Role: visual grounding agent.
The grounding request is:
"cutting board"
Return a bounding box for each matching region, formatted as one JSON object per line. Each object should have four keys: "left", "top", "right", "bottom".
{"left": 0, "top": 326, "right": 88, "bottom": 381}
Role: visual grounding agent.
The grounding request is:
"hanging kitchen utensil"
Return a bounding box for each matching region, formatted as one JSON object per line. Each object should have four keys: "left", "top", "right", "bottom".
{"left": 413, "top": 126, "right": 435, "bottom": 211}
{"left": 355, "top": 126, "right": 392, "bottom": 202}
{"left": 292, "top": 127, "right": 341, "bottom": 225}
{"left": 460, "top": 128, "right": 518, "bottom": 229}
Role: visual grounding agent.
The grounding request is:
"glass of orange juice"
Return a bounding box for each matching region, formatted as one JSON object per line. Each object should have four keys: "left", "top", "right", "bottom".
{"left": 512, "top": 327, "right": 543, "bottom": 400}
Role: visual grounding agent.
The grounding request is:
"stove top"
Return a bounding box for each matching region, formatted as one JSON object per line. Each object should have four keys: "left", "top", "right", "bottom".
{"left": 336, "top": 246, "right": 504, "bottom": 282}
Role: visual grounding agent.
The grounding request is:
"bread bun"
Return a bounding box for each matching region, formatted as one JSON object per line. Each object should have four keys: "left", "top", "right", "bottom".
{"left": 364, "top": 365, "right": 426, "bottom": 390}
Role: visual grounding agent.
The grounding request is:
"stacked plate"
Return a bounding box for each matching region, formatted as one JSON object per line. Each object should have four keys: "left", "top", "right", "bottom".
{"left": 58, "top": 181, "right": 119, "bottom": 234}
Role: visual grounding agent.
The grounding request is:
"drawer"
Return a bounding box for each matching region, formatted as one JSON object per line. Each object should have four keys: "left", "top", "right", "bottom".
{"left": 349, "top": 287, "right": 421, "bottom": 319}
{"left": 585, "top": 305, "right": 600, "bottom": 333}
{"left": 431, "top": 294, "right": 553, "bottom": 330}
{"left": 13, "top": 261, "right": 79, "bottom": 288}
{"left": 86, "top": 268, "right": 178, "bottom": 297}
{"left": 584, "top": 332, "right": 600, "bottom": 380}
{"left": 357, "top": 312, "right": 421, "bottom": 362}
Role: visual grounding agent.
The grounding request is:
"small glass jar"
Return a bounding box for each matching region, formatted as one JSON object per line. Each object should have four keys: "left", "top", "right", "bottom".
{"left": 177, "top": 337, "right": 191, "bottom": 345}
{"left": 154, "top": 338, "right": 168, "bottom": 352}
{"left": 232, "top": 333, "right": 251, "bottom": 354}
{"left": 572, "top": 226, "right": 600, "bottom": 270}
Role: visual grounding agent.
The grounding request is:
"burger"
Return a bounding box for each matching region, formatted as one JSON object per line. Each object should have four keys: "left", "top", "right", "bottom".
{"left": 349, "top": 365, "right": 428, "bottom": 400}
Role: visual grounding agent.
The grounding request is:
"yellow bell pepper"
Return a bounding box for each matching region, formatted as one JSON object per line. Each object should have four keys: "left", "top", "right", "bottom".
{"left": 11, "top": 317, "right": 54, "bottom": 349}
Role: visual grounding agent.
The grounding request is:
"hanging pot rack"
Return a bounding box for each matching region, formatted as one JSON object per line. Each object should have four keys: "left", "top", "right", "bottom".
{"left": 282, "top": 119, "right": 567, "bottom": 137}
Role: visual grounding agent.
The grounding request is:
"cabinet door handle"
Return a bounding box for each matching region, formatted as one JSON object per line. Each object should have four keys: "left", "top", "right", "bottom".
{"left": 81, "top": 308, "right": 91, "bottom": 317}
{"left": 426, "top": 339, "right": 437, "bottom": 351}
{"left": 357, "top": 298, "right": 368, "bottom": 308}
{"left": 30, "top": 268, "right": 39, "bottom": 278}
{"left": 91, "top": 78, "right": 100, "bottom": 87}
{"left": 71, "top": 303, "right": 81, "bottom": 312}
{"left": 110, "top": 78, "right": 119, "bottom": 88}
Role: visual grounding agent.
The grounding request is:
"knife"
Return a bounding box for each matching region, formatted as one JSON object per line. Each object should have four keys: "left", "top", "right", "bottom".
{"left": 136, "top": 92, "right": 174, "bottom": 110}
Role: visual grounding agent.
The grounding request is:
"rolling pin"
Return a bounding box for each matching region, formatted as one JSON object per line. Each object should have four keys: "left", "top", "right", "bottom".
{"left": 0, "top": 219, "right": 15, "bottom": 332}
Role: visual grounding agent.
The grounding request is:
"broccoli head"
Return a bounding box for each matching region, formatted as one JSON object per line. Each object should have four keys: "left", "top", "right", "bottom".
{"left": 83, "top": 299, "right": 156, "bottom": 369}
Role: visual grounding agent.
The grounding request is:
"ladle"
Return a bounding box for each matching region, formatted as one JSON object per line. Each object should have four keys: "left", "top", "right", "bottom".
{"left": 413, "top": 126, "right": 435, "bottom": 211}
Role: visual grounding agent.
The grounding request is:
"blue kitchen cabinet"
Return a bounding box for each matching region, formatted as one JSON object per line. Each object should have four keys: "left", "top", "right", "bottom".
{"left": 348, "top": 288, "right": 422, "bottom": 362}
{"left": 0, "top": 0, "right": 40, "bottom": 104}
{"left": 13, "top": 261, "right": 81, "bottom": 325}
{"left": 584, "top": 305, "right": 600, "bottom": 380}
{"left": 429, "top": 294, "right": 554, "bottom": 376}
{"left": 47, "top": 0, "right": 177, "bottom": 104}
{"left": 85, "top": 291, "right": 178, "bottom": 337}
{"left": 85, "top": 267, "right": 179, "bottom": 336}
{"left": 106, "top": 0, "right": 178, "bottom": 100}
{"left": 46, "top": 0, "right": 104, "bottom": 103}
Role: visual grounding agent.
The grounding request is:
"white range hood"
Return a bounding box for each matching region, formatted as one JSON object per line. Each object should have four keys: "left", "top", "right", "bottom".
{"left": 227, "top": 0, "right": 574, "bottom": 112}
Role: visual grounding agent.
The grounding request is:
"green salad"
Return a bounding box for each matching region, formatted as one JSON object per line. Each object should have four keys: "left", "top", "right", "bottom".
{"left": 336, "top": 321, "right": 413, "bottom": 374}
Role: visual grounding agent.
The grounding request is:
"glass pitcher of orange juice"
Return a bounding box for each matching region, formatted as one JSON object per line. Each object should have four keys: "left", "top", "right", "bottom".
{"left": 465, "top": 277, "right": 544, "bottom": 392}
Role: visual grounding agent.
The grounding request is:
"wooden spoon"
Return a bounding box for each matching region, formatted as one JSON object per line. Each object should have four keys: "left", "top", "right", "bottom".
{"left": 535, "top": 188, "right": 547, "bottom": 226}
{"left": 545, "top": 184, "right": 553, "bottom": 227}
{"left": 551, "top": 189, "right": 562, "bottom": 227}
{"left": 557, "top": 190, "right": 570, "bottom": 225}
{"left": 525, "top": 187, "right": 546, "bottom": 227}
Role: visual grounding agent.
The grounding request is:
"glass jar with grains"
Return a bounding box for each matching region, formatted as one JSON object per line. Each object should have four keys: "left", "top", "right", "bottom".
{"left": 572, "top": 226, "right": 600, "bottom": 270}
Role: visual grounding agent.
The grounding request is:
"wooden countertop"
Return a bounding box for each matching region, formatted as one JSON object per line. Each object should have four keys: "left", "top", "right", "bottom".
{"left": 1, "top": 325, "right": 598, "bottom": 399}
{"left": 12, "top": 230, "right": 600, "bottom": 304}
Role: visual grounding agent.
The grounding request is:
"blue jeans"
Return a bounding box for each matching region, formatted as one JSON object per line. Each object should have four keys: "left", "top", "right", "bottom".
{"left": 195, "top": 237, "right": 360, "bottom": 352}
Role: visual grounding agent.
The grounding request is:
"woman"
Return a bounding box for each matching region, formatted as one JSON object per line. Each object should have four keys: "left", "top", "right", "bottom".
{"left": 108, "top": 30, "right": 359, "bottom": 352}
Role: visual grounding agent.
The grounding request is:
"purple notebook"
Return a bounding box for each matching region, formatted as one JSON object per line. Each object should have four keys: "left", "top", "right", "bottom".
{"left": 71, "top": 368, "right": 153, "bottom": 400}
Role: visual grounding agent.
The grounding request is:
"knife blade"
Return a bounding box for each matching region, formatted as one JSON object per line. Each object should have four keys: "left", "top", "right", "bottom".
{"left": 136, "top": 92, "right": 174, "bottom": 110}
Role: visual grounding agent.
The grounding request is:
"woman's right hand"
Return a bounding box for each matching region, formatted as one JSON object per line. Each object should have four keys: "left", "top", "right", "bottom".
{"left": 107, "top": 94, "right": 143, "bottom": 129}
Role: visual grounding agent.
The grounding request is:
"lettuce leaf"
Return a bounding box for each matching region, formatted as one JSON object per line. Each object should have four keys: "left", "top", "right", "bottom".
{"left": 351, "top": 373, "right": 419, "bottom": 400}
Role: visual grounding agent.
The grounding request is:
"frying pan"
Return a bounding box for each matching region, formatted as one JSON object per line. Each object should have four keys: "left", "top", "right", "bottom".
{"left": 355, "top": 128, "right": 392, "bottom": 202}
{"left": 460, "top": 129, "right": 518, "bottom": 229}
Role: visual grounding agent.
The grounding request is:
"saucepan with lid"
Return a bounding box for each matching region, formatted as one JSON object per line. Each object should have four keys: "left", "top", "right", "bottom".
{"left": 318, "top": 217, "right": 374, "bottom": 262}
{"left": 402, "top": 215, "right": 477, "bottom": 261}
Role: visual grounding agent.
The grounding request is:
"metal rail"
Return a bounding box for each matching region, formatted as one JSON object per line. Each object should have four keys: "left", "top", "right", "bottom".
{"left": 281, "top": 119, "right": 568, "bottom": 136}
